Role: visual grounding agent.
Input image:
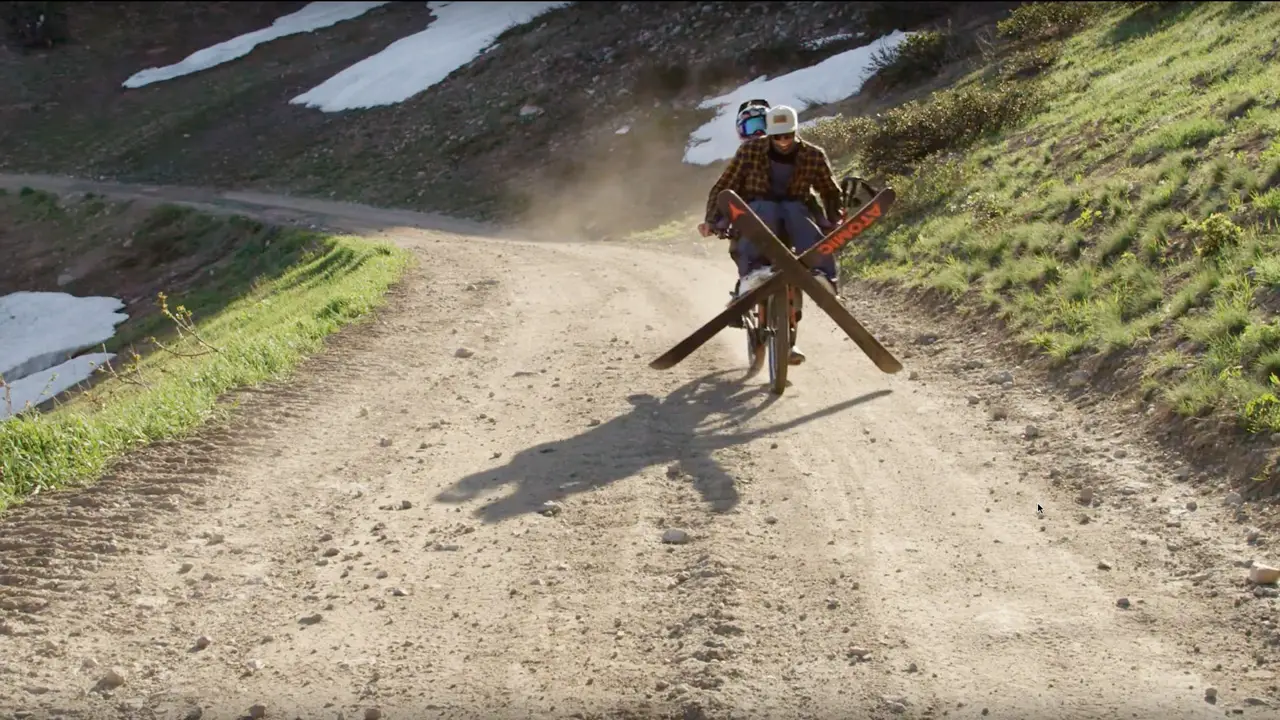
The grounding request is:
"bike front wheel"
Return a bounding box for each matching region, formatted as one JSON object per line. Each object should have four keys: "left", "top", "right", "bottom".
{"left": 766, "top": 289, "right": 791, "bottom": 395}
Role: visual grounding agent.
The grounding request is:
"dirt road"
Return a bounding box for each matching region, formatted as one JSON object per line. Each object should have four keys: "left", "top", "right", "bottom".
{"left": 1, "top": 175, "right": 1277, "bottom": 719}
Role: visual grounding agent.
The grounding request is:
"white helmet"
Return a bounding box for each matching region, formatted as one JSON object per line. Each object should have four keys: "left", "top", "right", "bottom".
{"left": 765, "top": 105, "right": 798, "bottom": 136}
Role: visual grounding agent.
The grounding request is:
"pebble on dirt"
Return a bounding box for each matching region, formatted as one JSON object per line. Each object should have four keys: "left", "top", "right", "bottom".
{"left": 249, "top": 704, "right": 267, "bottom": 719}
{"left": 365, "top": 710, "right": 382, "bottom": 720}
{"left": 193, "top": 635, "right": 212, "bottom": 650}
{"left": 662, "top": 529, "right": 691, "bottom": 545}
{"left": 455, "top": 347, "right": 475, "bottom": 358}
{"left": 1116, "top": 597, "right": 1131, "bottom": 609}
{"left": 298, "top": 613, "right": 323, "bottom": 626}
{"left": 847, "top": 646, "right": 872, "bottom": 661}
{"left": 1248, "top": 564, "right": 1280, "bottom": 585}
{"left": 92, "top": 668, "right": 125, "bottom": 693}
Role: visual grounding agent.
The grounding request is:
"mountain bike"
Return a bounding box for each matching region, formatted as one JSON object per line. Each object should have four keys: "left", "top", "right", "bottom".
{"left": 713, "top": 175, "right": 880, "bottom": 395}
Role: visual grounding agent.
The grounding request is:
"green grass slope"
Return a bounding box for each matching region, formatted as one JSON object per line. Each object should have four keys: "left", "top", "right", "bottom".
{"left": 0, "top": 191, "right": 411, "bottom": 510}
{"left": 821, "top": 1, "right": 1280, "bottom": 484}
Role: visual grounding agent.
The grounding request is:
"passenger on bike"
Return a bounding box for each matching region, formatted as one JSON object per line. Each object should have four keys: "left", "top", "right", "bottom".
{"left": 697, "top": 104, "right": 845, "bottom": 365}
{"left": 704, "top": 99, "right": 769, "bottom": 317}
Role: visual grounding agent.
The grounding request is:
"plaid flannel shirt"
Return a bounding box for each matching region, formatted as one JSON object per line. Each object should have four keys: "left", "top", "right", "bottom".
{"left": 705, "top": 136, "right": 843, "bottom": 225}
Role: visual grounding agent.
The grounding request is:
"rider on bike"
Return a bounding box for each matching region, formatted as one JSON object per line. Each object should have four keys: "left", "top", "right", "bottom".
{"left": 698, "top": 104, "right": 845, "bottom": 366}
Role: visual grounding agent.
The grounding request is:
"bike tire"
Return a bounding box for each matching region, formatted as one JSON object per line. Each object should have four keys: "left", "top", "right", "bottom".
{"left": 767, "top": 288, "right": 790, "bottom": 395}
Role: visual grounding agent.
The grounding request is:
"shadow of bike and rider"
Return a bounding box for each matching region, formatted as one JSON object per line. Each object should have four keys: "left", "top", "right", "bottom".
{"left": 434, "top": 369, "right": 892, "bottom": 524}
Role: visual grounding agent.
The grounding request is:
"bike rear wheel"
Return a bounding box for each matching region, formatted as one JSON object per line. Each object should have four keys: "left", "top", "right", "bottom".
{"left": 766, "top": 288, "right": 790, "bottom": 395}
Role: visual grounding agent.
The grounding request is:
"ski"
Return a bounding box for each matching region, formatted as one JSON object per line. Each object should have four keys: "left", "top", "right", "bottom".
{"left": 649, "top": 187, "right": 897, "bottom": 371}
{"left": 718, "top": 189, "right": 902, "bottom": 374}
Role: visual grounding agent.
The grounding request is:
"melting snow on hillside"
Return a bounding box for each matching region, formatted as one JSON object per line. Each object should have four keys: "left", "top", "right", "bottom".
{"left": 0, "top": 292, "right": 127, "bottom": 420}
{"left": 291, "top": 1, "right": 569, "bottom": 112}
{"left": 122, "top": 2, "right": 389, "bottom": 89}
{"left": 683, "top": 30, "right": 910, "bottom": 166}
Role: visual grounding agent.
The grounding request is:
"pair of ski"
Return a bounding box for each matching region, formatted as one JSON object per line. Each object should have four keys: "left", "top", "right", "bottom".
{"left": 649, "top": 188, "right": 903, "bottom": 374}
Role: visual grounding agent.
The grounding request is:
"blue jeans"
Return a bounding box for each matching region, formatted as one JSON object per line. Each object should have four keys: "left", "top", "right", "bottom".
{"left": 733, "top": 200, "right": 837, "bottom": 283}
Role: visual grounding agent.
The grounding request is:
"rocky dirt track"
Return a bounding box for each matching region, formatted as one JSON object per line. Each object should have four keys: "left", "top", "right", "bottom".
{"left": 2, "top": 176, "right": 1280, "bottom": 720}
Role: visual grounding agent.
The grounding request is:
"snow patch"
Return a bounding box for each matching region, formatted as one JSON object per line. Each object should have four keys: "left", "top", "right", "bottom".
{"left": 682, "top": 31, "right": 910, "bottom": 166}
{"left": 802, "top": 32, "right": 855, "bottom": 51}
{"left": 291, "top": 1, "right": 569, "bottom": 113}
{"left": 1, "top": 292, "right": 128, "bottom": 420}
{"left": 801, "top": 115, "right": 839, "bottom": 129}
{"left": 122, "top": 2, "right": 389, "bottom": 89}
{"left": 3, "top": 354, "right": 115, "bottom": 420}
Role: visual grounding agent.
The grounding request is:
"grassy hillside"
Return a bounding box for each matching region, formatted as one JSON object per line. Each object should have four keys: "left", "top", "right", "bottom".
{"left": 0, "top": 190, "right": 411, "bottom": 509}
{"left": 817, "top": 1, "right": 1280, "bottom": 484}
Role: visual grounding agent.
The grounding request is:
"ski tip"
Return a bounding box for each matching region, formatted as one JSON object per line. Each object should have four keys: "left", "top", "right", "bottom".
{"left": 880, "top": 360, "right": 904, "bottom": 374}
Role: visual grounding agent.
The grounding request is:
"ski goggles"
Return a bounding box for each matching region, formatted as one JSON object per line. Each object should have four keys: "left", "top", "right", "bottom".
{"left": 737, "top": 107, "right": 768, "bottom": 137}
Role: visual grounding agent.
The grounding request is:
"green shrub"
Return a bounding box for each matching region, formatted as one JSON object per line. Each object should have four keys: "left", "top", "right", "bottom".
{"left": 856, "top": 82, "right": 1046, "bottom": 175}
{"left": 1187, "top": 212, "right": 1244, "bottom": 257}
{"left": 999, "top": 43, "right": 1062, "bottom": 80}
{"left": 869, "top": 30, "right": 955, "bottom": 88}
{"left": 1243, "top": 375, "right": 1280, "bottom": 433}
{"left": 805, "top": 115, "right": 876, "bottom": 159}
{"left": 997, "top": 2, "right": 1103, "bottom": 42}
